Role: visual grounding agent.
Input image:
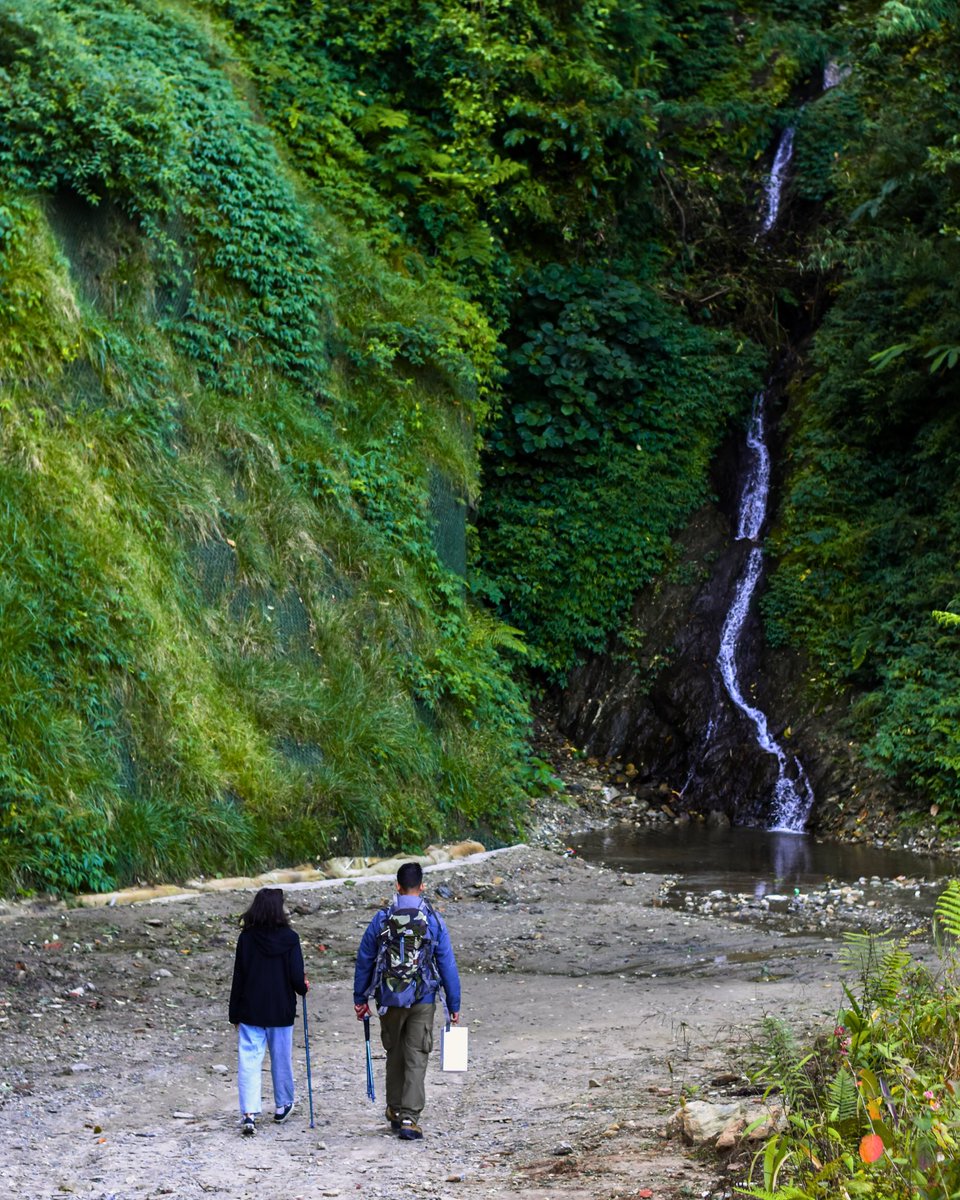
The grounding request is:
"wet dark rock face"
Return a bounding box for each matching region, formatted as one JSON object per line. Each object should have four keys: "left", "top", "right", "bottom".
{"left": 556, "top": 497, "right": 838, "bottom": 829}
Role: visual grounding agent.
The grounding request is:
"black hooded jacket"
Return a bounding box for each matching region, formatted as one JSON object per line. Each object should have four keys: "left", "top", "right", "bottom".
{"left": 229, "top": 926, "right": 308, "bottom": 1027}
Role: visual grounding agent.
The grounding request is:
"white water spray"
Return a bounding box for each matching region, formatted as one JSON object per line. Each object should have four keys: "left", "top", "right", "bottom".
{"left": 716, "top": 397, "right": 814, "bottom": 831}
{"left": 759, "top": 127, "right": 795, "bottom": 234}
{"left": 823, "top": 60, "right": 851, "bottom": 90}
{"left": 678, "top": 715, "right": 716, "bottom": 799}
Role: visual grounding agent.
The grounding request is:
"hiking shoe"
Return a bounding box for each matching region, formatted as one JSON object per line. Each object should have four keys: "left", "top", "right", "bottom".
{"left": 384, "top": 1105, "right": 401, "bottom": 1131}
{"left": 274, "top": 1102, "right": 295, "bottom": 1124}
{"left": 398, "top": 1118, "right": 423, "bottom": 1141}
{"left": 240, "top": 1114, "right": 256, "bottom": 1137}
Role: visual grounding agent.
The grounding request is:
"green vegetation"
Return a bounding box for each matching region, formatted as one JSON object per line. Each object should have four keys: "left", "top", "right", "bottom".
{"left": 3, "top": 0, "right": 960, "bottom": 891}
{"left": 480, "top": 262, "right": 762, "bottom": 675}
{"left": 738, "top": 883, "right": 960, "bottom": 1198}
{"left": 764, "top": 2, "right": 960, "bottom": 816}
{"left": 0, "top": 0, "right": 531, "bottom": 894}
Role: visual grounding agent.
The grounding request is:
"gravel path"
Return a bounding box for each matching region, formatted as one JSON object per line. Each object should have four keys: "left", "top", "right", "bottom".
{"left": 0, "top": 842, "right": 852, "bottom": 1200}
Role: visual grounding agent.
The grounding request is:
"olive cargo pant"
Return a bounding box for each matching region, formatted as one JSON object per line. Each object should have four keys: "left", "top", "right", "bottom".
{"left": 378, "top": 1001, "right": 435, "bottom": 1121}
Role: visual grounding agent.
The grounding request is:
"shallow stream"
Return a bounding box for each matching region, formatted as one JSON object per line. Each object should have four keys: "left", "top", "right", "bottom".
{"left": 573, "top": 823, "right": 959, "bottom": 930}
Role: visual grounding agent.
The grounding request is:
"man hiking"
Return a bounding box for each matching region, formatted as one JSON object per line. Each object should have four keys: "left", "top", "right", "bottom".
{"left": 353, "top": 861, "right": 461, "bottom": 1141}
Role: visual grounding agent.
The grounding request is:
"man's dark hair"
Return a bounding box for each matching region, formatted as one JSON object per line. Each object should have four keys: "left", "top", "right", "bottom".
{"left": 396, "top": 862, "right": 424, "bottom": 891}
{"left": 240, "top": 887, "right": 290, "bottom": 929}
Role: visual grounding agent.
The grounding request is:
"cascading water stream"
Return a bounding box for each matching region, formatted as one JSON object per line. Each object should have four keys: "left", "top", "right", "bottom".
{"left": 710, "top": 111, "right": 817, "bottom": 832}
{"left": 716, "top": 398, "right": 814, "bottom": 831}
{"left": 823, "top": 60, "right": 851, "bottom": 90}
{"left": 759, "top": 126, "right": 795, "bottom": 234}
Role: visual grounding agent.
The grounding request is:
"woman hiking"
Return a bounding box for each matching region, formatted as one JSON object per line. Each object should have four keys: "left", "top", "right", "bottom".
{"left": 228, "top": 887, "right": 309, "bottom": 1136}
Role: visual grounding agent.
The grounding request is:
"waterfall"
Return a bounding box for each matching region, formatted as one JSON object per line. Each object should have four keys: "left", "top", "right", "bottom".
{"left": 759, "top": 127, "right": 795, "bottom": 234}
{"left": 678, "top": 716, "right": 715, "bottom": 799}
{"left": 762, "top": 65, "right": 846, "bottom": 233}
{"left": 703, "top": 101, "right": 815, "bottom": 832}
{"left": 823, "top": 60, "right": 851, "bottom": 90}
{"left": 716, "top": 398, "right": 815, "bottom": 831}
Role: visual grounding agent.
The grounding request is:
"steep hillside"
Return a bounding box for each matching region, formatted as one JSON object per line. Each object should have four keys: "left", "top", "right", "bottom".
{"left": 0, "top": 0, "right": 532, "bottom": 893}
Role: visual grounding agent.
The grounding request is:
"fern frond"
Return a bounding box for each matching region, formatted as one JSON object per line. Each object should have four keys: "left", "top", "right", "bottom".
{"left": 876, "top": 946, "right": 911, "bottom": 1004}
{"left": 826, "top": 1068, "right": 859, "bottom": 1128}
{"left": 934, "top": 879, "right": 960, "bottom": 944}
{"left": 756, "top": 1017, "right": 819, "bottom": 1109}
{"left": 840, "top": 931, "right": 911, "bottom": 1005}
{"left": 354, "top": 105, "right": 409, "bottom": 133}
{"left": 839, "top": 930, "right": 874, "bottom": 973}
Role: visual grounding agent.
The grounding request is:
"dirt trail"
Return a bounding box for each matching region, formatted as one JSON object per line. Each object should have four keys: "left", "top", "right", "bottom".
{"left": 0, "top": 843, "right": 848, "bottom": 1200}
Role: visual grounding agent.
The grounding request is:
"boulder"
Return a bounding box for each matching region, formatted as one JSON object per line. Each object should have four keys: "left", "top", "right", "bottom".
{"left": 670, "top": 1100, "right": 746, "bottom": 1144}
{"left": 669, "top": 1099, "right": 786, "bottom": 1147}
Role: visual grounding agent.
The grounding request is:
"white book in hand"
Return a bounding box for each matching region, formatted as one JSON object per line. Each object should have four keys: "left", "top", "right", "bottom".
{"left": 440, "top": 1024, "right": 468, "bottom": 1072}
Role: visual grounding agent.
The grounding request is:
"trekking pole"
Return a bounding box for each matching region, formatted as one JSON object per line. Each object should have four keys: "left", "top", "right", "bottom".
{"left": 302, "top": 1000, "right": 315, "bottom": 1129}
{"left": 364, "top": 1016, "right": 376, "bottom": 1102}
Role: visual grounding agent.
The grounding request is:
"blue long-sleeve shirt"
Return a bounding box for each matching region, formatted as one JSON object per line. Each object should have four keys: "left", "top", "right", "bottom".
{"left": 353, "top": 895, "right": 461, "bottom": 1012}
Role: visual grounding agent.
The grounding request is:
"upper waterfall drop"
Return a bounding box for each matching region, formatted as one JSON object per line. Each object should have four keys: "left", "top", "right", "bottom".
{"left": 736, "top": 400, "right": 771, "bottom": 541}
{"left": 823, "top": 60, "right": 852, "bottom": 90}
{"left": 716, "top": 397, "right": 815, "bottom": 832}
{"left": 759, "top": 126, "right": 795, "bottom": 234}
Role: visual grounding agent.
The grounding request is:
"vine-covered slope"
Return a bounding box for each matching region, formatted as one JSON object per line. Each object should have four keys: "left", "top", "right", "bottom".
{"left": 0, "top": 0, "right": 533, "bottom": 893}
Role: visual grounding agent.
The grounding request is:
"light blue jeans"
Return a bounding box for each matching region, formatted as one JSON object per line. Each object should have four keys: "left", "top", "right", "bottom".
{"left": 237, "top": 1023, "right": 294, "bottom": 1116}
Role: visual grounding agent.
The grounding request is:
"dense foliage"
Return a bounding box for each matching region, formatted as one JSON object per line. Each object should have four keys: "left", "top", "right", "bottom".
{"left": 739, "top": 885, "right": 960, "bottom": 1198}
{"left": 764, "top": 1, "right": 960, "bottom": 817}
{"left": 480, "top": 262, "right": 761, "bottom": 673}
{"left": 3, "top": 0, "right": 960, "bottom": 890}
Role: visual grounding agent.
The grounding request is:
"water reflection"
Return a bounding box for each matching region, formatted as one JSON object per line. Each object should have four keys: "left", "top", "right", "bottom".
{"left": 755, "top": 832, "right": 811, "bottom": 898}
{"left": 574, "top": 823, "right": 955, "bottom": 897}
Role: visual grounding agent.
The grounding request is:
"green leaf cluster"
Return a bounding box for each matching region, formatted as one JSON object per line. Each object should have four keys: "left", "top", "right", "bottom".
{"left": 739, "top": 921, "right": 960, "bottom": 1198}
{"left": 479, "top": 262, "right": 763, "bottom": 676}
{"left": 213, "top": 0, "right": 665, "bottom": 321}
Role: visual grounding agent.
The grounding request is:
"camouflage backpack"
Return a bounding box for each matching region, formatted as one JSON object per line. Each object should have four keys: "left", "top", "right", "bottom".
{"left": 373, "top": 897, "right": 438, "bottom": 1011}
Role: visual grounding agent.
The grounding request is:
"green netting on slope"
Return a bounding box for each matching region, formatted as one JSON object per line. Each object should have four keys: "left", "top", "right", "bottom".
{"left": 428, "top": 468, "right": 466, "bottom": 579}
{"left": 275, "top": 736, "right": 324, "bottom": 771}
{"left": 193, "top": 539, "right": 237, "bottom": 605}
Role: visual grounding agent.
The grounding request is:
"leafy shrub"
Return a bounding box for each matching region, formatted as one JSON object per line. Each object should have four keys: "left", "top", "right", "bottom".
{"left": 480, "top": 263, "right": 763, "bottom": 676}
{"left": 739, "top": 890, "right": 960, "bottom": 1198}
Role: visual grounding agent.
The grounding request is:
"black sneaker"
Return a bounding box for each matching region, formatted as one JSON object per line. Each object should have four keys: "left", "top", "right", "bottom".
{"left": 274, "top": 1102, "right": 295, "bottom": 1124}
{"left": 384, "top": 1106, "right": 401, "bottom": 1132}
{"left": 398, "top": 1118, "right": 423, "bottom": 1141}
{"left": 240, "top": 1114, "right": 256, "bottom": 1137}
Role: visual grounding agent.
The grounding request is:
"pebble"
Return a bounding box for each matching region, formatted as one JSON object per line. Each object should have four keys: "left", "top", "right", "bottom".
{"left": 659, "top": 871, "right": 943, "bottom": 935}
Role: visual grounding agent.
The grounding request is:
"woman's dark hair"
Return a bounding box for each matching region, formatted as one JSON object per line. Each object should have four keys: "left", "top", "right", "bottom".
{"left": 240, "top": 887, "right": 290, "bottom": 929}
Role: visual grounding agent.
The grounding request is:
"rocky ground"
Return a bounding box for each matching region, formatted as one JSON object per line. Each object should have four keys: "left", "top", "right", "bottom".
{"left": 0, "top": 733, "right": 954, "bottom": 1200}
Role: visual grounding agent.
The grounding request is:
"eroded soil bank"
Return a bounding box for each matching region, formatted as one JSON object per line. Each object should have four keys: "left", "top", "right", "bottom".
{"left": 0, "top": 835, "right": 861, "bottom": 1200}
